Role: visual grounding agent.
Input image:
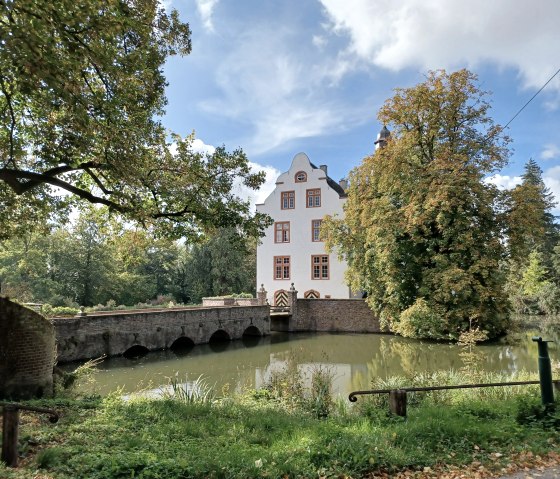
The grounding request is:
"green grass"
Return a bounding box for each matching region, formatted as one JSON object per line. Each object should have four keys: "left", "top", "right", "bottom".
{"left": 3, "top": 363, "right": 560, "bottom": 478}
{"left": 1, "top": 389, "right": 559, "bottom": 479}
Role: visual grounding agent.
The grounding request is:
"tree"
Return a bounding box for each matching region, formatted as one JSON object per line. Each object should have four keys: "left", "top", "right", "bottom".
{"left": 108, "top": 228, "right": 179, "bottom": 305}
{"left": 324, "top": 69, "right": 510, "bottom": 340}
{"left": 48, "top": 207, "right": 118, "bottom": 306}
{"left": 505, "top": 159, "right": 559, "bottom": 263}
{"left": 506, "top": 250, "right": 560, "bottom": 315}
{"left": 0, "top": 230, "right": 57, "bottom": 301}
{"left": 503, "top": 160, "right": 559, "bottom": 315}
{"left": 206, "top": 229, "right": 256, "bottom": 297}
{"left": 0, "top": 0, "right": 269, "bottom": 240}
{"left": 178, "top": 228, "right": 257, "bottom": 304}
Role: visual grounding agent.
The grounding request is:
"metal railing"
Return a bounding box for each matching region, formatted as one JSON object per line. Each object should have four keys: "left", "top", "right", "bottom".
{"left": 349, "top": 336, "right": 557, "bottom": 417}
{"left": 348, "top": 380, "right": 560, "bottom": 417}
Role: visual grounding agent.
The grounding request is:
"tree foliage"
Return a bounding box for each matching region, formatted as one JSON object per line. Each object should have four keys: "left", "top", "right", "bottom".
{"left": 0, "top": 211, "right": 256, "bottom": 306}
{"left": 324, "top": 69, "right": 510, "bottom": 340}
{"left": 505, "top": 159, "right": 558, "bottom": 263}
{"left": 0, "top": 0, "right": 269, "bottom": 239}
{"left": 502, "top": 160, "right": 560, "bottom": 315}
{"left": 177, "top": 228, "right": 257, "bottom": 304}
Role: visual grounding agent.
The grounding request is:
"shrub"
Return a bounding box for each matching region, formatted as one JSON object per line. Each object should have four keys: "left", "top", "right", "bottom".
{"left": 516, "top": 395, "right": 560, "bottom": 430}
{"left": 36, "top": 447, "right": 65, "bottom": 469}
{"left": 308, "top": 364, "right": 334, "bottom": 418}
{"left": 393, "top": 298, "right": 446, "bottom": 339}
{"left": 161, "top": 374, "right": 215, "bottom": 404}
{"left": 265, "top": 356, "right": 305, "bottom": 409}
{"left": 264, "top": 354, "right": 335, "bottom": 417}
{"left": 150, "top": 294, "right": 175, "bottom": 306}
{"left": 537, "top": 283, "right": 560, "bottom": 315}
{"left": 42, "top": 305, "right": 80, "bottom": 317}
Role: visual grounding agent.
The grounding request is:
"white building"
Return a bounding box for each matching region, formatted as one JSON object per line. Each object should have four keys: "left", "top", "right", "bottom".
{"left": 256, "top": 152, "right": 351, "bottom": 305}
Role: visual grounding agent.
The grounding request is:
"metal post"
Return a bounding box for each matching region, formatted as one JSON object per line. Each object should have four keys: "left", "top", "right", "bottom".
{"left": 2, "top": 405, "right": 20, "bottom": 467}
{"left": 532, "top": 336, "right": 555, "bottom": 405}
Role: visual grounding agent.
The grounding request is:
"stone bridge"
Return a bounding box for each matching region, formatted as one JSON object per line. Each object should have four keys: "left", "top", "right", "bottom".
{"left": 53, "top": 305, "right": 269, "bottom": 363}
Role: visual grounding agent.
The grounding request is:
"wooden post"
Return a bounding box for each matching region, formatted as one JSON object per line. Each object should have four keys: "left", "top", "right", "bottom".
{"left": 389, "top": 390, "right": 407, "bottom": 417}
{"left": 2, "top": 405, "right": 20, "bottom": 467}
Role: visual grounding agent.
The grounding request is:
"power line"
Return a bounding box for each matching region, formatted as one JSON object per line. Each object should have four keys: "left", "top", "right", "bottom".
{"left": 502, "top": 66, "right": 560, "bottom": 130}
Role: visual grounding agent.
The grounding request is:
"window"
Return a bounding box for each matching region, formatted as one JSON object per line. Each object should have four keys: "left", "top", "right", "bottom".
{"left": 312, "top": 219, "right": 322, "bottom": 242}
{"left": 281, "top": 191, "right": 295, "bottom": 209}
{"left": 274, "top": 222, "right": 290, "bottom": 243}
{"left": 274, "top": 256, "right": 290, "bottom": 280}
{"left": 306, "top": 188, "right": 321, "bottom": 208}
{"left": 295, "top": 171, "right": 307, "bottom": 182}
{"left": 312, "top": 255, "right": 329, "bottom": 280}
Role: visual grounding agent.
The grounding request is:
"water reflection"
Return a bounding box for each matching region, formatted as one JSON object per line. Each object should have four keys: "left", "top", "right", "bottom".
{"left": 63, "top": 328, "right": 559, "bottom": 398}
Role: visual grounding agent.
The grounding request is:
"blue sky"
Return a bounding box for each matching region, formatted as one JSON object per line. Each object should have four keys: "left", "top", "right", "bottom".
{"left": 161, "top": 0, "right": 560, "bottom": 214}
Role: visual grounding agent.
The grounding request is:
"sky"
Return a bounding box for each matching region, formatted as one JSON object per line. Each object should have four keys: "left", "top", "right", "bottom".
{"left": 160, "top": 0, "right": 560, "bottom": 215}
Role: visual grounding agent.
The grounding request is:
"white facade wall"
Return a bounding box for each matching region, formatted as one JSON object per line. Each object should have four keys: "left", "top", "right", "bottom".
{"left": 256, "top": 153, "right": 350, "bottom": 304}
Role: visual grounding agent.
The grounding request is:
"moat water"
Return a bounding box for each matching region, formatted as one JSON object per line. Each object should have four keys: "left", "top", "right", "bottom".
{"left": 66, "top": 319, "right": 559, "bottom": 398}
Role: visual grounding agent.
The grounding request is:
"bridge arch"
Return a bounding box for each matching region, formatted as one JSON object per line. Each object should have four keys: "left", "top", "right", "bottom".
{"left": 208, "top": 329, "right": 231, "bottom": 352}
{"left": 170, "top": 336, "right": 195, "bottom": 356}
{"left": 242, "top": 325, "right": 262, "bottom": 348}
{"left": 123, "top": 344, "right": 149, "bottom": 359}
{"left": 209, "top": 329, "right": 231, "bottom": 343}
{"left": 242, "top": 325, "right": 261, "bottom": 337}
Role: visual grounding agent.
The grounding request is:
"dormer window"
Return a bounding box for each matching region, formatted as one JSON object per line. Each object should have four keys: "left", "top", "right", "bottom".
{"left": 295, "top": 171, "right": 307, "bottom": 183}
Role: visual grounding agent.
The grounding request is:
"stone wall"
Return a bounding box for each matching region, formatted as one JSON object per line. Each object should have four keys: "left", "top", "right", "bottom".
{"left": 290, "top": 298, "right": 381, "bottom": 333}
{"left": 0, "top": 297, "right": 55, "bottom": 399}
{"left": 53, "top": 306, "right": 269, "bottom": 363}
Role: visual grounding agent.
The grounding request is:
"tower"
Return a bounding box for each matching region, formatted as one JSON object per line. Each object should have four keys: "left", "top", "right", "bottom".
{"left": 374, "top": 125, "right": 390, "bottom": 150}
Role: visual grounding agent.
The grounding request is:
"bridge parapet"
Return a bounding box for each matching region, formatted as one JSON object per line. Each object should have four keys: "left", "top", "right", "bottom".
{"left": 53, "top": 305, "right": 269, "bottom": 363}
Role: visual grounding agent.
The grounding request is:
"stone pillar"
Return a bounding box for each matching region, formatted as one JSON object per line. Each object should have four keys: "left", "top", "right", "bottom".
{"left": 288, "top": 283, "right": 298, "bottom": 330}
{"left": 257, "top": 284, "right": 268, "bottom": 306}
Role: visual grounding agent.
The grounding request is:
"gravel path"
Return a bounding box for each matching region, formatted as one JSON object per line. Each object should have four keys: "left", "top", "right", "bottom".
{"left": 497, "top": 466, "right": 560, "bottom": 478}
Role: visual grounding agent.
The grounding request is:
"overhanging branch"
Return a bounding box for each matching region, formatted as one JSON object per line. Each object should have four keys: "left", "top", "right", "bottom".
{"left": 0, "top": 167, "right": 124, "bottom": 212}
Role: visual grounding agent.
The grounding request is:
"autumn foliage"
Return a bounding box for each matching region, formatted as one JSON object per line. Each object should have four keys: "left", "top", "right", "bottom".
{"left": 324, "top": 70, "right": 511, "bottom": 339}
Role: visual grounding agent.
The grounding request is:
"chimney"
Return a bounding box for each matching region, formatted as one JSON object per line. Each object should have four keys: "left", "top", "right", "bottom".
{"left": 319, "top": 164, "right": 328, "bottom": 175}
{"left": 339, "top": 178, "right": 348, "bottom": 191}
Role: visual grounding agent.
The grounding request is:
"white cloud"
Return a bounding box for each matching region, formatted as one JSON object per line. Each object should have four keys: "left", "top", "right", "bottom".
{"left": 195, "top": 0, "right": 219, "bottom": 32}
{"left": 541, "top": 144, "right": 560, "bottom": 161}
{"left": 171, "top": 137, "right": 280, "bottom": 210}
{"left": 233, "top": 162, "right": 281, "bottom": 211}
{"left": 249, "top": 162, "right": 281, "bottom": 205}
{"left": 199, "top": 26, "right": 372, "bottom": 154}
{"left": 485, "top": 174, "right": 522, "bottom": 191}
{"left": 486, "top": 169, "right": 560, "bottom": 216}
{"left": 312, "top": 35, "right": 327, "bottom": 48}
{"left": 544, "top": 165, "right": 560, "bottom": 216}
{"left": 191, "top": 138, "right": 216, "bottom": 155}
{"left": 318, "top": 0, "right": 560, "bottom": 96}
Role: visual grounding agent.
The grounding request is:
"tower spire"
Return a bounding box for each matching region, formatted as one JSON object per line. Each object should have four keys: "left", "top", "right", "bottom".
{"left": 374, "top": 125, "right": 390, "bottom": 150}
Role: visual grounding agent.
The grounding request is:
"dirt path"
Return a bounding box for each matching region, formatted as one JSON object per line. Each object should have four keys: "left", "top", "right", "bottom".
{"left": 497, "top": 466, "right": 560, "bottom": 478}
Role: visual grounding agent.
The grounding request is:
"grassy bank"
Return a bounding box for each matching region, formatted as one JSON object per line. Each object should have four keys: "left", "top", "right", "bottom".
{"left": 1, "top": 372, "right": 560, "bottom": 479}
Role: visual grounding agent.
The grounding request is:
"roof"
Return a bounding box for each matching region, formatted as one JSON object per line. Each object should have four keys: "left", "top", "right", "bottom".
{"left": 309, "top": 161, "right": 347, "bottom": 197}
{"left": 374, "top": 125, "right": 391, "bottom": 144}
